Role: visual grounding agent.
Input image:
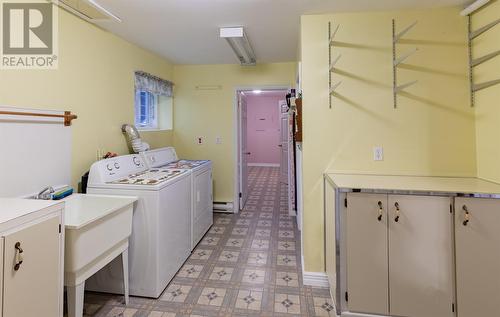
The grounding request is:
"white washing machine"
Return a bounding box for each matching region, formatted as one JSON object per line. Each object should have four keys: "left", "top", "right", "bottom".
{"left": 86, "top": 154, "right": 191, "bottom": 298}
{"left": 142, "top": 147, "right": 213, "bottom": 250}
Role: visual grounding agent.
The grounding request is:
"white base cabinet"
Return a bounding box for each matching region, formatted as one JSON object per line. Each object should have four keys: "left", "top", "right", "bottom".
{"left": 455, "top": 197, "right": 500, "bottom": 317}
{"left": 0, "top": 200, "right": 64, "bottom": 317}
{"left": 325, "top": 173, "right": 500, "bottom": 317}
{"left": 345, "top": 193, "right": 455, "bottom": 317}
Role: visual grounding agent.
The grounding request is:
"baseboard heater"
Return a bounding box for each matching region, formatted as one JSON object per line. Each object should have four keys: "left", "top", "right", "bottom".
{"left": 213, "top": 201, "right": 234, "bottom": 213}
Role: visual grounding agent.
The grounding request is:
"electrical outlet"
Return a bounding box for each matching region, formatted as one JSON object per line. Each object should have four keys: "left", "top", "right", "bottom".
{"left": 215, "top": 136, "right": 222, "bottom": 144}
{"left": 196, "top": 136, "right": 204, "bottom": 145}
{"left": 373, "top": 146, "right": 384, "bottom": 161}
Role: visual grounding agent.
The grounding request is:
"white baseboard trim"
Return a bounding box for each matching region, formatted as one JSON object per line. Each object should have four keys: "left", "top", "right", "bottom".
{"left": 248, "top": 163, "right": 280, "bottom": 167}
{"left": 302, "top": 271, "right": 330, "bottom": 288}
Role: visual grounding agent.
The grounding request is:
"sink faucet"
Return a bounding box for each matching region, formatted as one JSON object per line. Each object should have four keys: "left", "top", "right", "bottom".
{"left": 36, "top": 186, "right": 55, "bottom": 200}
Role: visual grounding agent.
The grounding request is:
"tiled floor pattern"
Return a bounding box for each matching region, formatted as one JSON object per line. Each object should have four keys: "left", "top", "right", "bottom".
{"left": 81, "top": 167, "right": 335, "bottom": 316}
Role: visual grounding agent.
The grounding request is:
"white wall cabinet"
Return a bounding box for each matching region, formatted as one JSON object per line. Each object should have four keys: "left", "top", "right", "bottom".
{"left": 455, "top": 197, "right": 500, "bottom": 317}
{"left": 0, "top": 200, "right": 64, "bottom": 317}
{"left": 345, "top": 193, "right": 454, "bottom": 317}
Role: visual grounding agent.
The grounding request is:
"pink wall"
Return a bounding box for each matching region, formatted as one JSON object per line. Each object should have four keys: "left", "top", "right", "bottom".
{"left": 246, "top": 94, "right": 286, "bottom": 165}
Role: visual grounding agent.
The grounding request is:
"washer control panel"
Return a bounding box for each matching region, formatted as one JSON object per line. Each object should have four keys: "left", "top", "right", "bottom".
{"left": 89, "top": 154, "right": 147, "bottom": 184}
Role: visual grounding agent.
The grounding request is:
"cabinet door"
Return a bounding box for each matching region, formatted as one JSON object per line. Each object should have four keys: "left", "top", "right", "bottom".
{"left": 455, "top": 197, "right": 500, "bottom": 317}
{"left": 346, "top": 193, "right": 389, "bottom": 315}
{"left": 194, "top": 169, "right": 212, "bottom": 220}
{"left": 2, "top": 215, "right": 61, "bottom": 317}
{"left": 388, "top": 195, "right": 454, "bottom": 317}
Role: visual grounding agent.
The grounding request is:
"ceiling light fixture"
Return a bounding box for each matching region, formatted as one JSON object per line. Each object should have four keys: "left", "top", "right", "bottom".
{"left": 460, "top": 0, "right": 490, "bottom": 16}
{"left": 87, "top": 0, "right": 122, "bottom": 22}
{"left": 220, "top": 27, "right": 256, "bottom": 66}
{"left": 51, "top": 0, "right": 122, "bottom": 23}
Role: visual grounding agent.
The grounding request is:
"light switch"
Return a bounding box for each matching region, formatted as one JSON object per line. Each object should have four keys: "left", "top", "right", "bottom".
{"left": 215, "top": 136, "right": 222, "bottom": 144}
{"left": 373, "top": 146, "right": 384, "bottom": 161}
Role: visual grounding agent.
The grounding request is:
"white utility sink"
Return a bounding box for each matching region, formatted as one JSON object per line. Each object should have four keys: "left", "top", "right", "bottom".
{"left": 62, "top": 194, "right": 137, "bottom": 317}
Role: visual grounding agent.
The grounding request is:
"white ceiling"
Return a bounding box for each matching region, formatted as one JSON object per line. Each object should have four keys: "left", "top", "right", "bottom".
{"left": 93, "top": 0, "right": 469, "bottom": 65}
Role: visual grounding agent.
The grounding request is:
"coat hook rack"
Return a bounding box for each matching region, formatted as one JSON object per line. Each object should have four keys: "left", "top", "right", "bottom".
{"left": 329, "top": 22, "right": 342, "bottom": 108}
{"left": 392, "top": 19, "right": 418, "bottom": 108}
{"left": 466, "top": 14, "right": 500, "bottom": 107}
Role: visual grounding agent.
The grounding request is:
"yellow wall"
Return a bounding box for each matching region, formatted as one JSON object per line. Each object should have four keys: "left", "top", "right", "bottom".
{"left": 0, "top": 8, "right": 174, "bottom": 189}
{"left": 474, "top": 0, "right": 500, "bottom": 183}
{"left": 172, "top": 63, "right": 296, "bottom": 202}
{"left": 301, "top": 8, "right": 474, "bottom": 271}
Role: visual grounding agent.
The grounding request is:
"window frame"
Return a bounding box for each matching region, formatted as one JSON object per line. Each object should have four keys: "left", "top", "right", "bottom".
{"left": 134, "top": 89, "right": 165, "bottom": 131}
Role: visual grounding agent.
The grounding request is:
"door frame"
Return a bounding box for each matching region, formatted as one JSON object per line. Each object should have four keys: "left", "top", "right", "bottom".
{"left": 233, "top": 85, "right": 290, "bottom": 212}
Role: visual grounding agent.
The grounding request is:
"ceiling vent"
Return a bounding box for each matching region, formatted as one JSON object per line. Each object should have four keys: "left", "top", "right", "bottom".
{"left": 51, "top": 0, "right": 121, "bottom": 22}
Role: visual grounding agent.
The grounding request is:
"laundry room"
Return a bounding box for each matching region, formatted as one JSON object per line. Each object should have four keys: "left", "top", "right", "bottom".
{"left": 0, "top": 0, "right": 499, "bottom": 316}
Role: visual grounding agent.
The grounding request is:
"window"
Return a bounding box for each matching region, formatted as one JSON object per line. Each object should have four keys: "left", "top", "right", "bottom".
{"left": 134, "top": 71, "right": 173, "bottom": 131}
{"left": 135, "top": 90, "right": 158, "bottom": 130}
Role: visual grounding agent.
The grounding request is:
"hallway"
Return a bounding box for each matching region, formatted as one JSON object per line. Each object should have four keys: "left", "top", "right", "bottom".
{"left": 82, "top": 167, "right": 333, "bottom": 316}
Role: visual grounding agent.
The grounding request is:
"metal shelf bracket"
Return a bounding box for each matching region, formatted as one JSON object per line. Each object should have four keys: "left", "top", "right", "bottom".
{"left": 470, "top": 18, "right": 500, "bottom": 39}
{"left": 473, "top": 79, "right": 500, "bottom": 92}
{"left": 468, "top": 14, "right": 500, "bottom": 107}
{"left": 329, "top": 22, "right": 342, "bottom": 108}
{"left": 329, "top": 23, "right": 340, "bottom": 46}
{"left": 394, "top": 21, "right": 418, "bottom": 43}
{"left": 330, "top": 54, "right": 342, "bottom": 72}
{"left": 330, "top": 81, "right": 342, "bottom": 95}
{"left": 392, "top": 19, "right": 419, "bottom": 108}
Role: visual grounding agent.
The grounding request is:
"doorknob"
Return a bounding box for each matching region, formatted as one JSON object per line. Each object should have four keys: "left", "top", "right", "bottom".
{"left": 244, "top": 152, "right": 251, "bottom": 155}
{"left": 278, "top": 144, "right": 283, "bottom": 147}
{"left": 394, "top": 202, "right": 400, "bottom": 222}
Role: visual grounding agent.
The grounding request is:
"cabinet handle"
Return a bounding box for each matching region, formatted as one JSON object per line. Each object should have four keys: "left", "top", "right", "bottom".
{"left": 377, "top": 201, "right": 383, "bottom": 221}
{"left": 463, "top": 205, "right": 470, "bottom": 226}
{"left": 394, "top": 202, "right": 400, "bottom": 222}
{"left": 14, "top": 242, "right": 23, "bottom": 271}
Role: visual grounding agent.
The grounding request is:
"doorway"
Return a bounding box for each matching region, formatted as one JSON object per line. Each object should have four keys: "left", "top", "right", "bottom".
{"left": 235, "top": 87, "right": 295, "bottom": 215}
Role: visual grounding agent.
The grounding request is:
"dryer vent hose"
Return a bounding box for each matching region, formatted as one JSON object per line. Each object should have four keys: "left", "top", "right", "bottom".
{"left": 122, "top": 124, "right": 150, "bottom": 153}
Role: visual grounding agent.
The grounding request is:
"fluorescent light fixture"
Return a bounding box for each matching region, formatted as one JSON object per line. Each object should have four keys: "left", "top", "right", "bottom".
{"left": 460, "top": 0, "right": 490, "bottom": 16}
{"left": 87, "top": 0, "right": 122, "bottom": 22}
{"left": 253, "top": 90, "right": 262, "bottom": 94}
{"left": 51, "top": 0, "right": 122, "bottom": 23}
{"left": 220, "top": 27, "right": 256, "bottom": 66}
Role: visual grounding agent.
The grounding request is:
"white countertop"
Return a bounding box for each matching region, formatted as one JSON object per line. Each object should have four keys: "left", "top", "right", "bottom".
{"left": 63, "top": 194, "right": 137, "bottom": 230}
{"left": 0, "top": 198, "right": 63, "bottom": 224}
{"left": 325, "top": 173, "right": 500, "bottom": 195}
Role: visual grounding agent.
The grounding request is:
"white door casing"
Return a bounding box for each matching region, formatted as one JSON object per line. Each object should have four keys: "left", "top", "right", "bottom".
{"left": 239, "top": 92, "right": 249, "bottom": 210}
{"left": 279, "top": 100, "right": 289, "bottom": 185}
{"left": 234, "top": 86, "right": 291, "bottom": 213}
{"left": 279, "top": 99, "right": 294, "bottom": 215}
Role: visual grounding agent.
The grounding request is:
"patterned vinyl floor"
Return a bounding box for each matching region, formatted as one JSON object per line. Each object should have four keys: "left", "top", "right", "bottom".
{"left": 80, "top": 167, "right": 335, "bottom": 317}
